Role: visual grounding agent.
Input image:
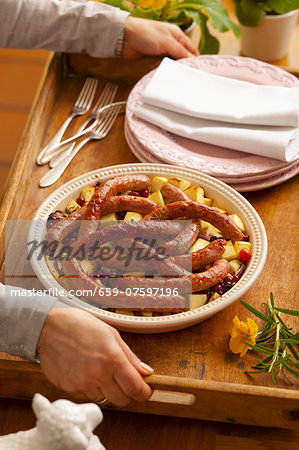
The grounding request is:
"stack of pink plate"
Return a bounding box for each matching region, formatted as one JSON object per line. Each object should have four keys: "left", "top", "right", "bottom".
{"left": 125, "top": 55, "right": 299, "bottom": 192}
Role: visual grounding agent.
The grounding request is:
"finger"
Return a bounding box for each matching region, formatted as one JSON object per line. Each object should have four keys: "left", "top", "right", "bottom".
{"left": 164, "top": 38, "right": 192, "bottom": 60}
{"left": 173, "top": 27, "right": 199, "bottom": 56}
{"left": 113, "top": 354, "right": 153, "bottom": 403}
{"left": 115, "top": 335, "right": 154, "bottom": 376}
{"left": 100, "top": 377, "right": 131, "bottom": 407}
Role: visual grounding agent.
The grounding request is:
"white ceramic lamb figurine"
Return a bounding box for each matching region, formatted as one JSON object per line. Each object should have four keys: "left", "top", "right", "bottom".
{"left": 0, "top": 393, "right": 106, "bottom": 449}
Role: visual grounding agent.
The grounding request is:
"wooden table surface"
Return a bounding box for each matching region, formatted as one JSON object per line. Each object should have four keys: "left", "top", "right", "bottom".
{"left": 1, "top": 10, "right": 299, "bottom": 447}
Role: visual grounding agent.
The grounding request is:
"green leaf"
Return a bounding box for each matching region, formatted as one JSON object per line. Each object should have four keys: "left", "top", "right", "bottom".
{"left": 274, "top": 307, "right": 299, "bottom": 316}
{"left": 179, "top": 0, "right": 241, "bottom": 36}
{"left": 195, "top": 350, "right": 209, "bottom": 355}
{"left": 241, "top": 340, "right": 274, "bottom": 355}
{"left": 280, "top": 338, "right": 299, "bottom": 344}
{"left": 100, "top": 0, "right": 131, "bottom": 11}
{"left": 281, "top": 361, "right": 299, "bottom": 378}
{"left": 131, "top": 7, "right": 161, "bottom": 19}
{"left": 185, "top": 10, "right": 220, "bottom": 54}
{"left": 234, "top": 0, "right": 269, "bottom": 26}
{"left": 240, "top": 300, "right": 274, "bottom": 324}
{"left": 285, "top": 343, "right": 299, "bottom": 361}
{"left": 246, "top": 368, "right": 267, "bottom": 374}
{"left": 268, "top": 0, "right": 299, "bottom": 14}
{"left": 256, "top": 331, "right": 276, "bottom": 344}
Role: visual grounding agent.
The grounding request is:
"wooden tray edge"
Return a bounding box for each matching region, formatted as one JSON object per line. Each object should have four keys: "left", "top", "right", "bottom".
{"left": 1, "top": 360, "right": 298, "bottom": 429}
{"left": 0, "top": 52, "right": 60, "bottom": 268}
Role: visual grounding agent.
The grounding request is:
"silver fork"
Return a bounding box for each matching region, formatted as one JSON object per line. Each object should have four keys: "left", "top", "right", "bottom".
{"left": 37, "top": 77, "right": 98, "bottom": 165}
{"left": 39, "top": 101, "right": 126, "bottom": 188}
{"left": 48, "top": 82, "right": 118, "bottom": 168}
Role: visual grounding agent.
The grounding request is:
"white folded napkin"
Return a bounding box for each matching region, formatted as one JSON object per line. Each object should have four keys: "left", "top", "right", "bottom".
{"left": 135, "top": 58, "right": 299, "bottom": 162}
{"left": 135, "top": 103, "right": 299, "bottom": 162}
{"left": 141, "top": 58, "right": 299, "bottom": 127}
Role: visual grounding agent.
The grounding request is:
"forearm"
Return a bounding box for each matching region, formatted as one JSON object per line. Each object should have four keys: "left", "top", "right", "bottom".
{"left": 0, "top": 283, "right": 68, "bottom": 361}
{"left": 0, "top": 0, "right": 129, "bottom": 57}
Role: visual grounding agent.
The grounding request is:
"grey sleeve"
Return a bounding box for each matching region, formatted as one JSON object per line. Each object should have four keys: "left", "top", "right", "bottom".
{"left": 0, "top": 283, "right": 70, "bottom": 361}
{"left": 0, "top": 0, "right": 130, "bottom": 58}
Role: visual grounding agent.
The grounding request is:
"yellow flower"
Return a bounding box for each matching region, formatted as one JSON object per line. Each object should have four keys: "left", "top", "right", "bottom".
{"left": 229, "top": 315, "right": 258, "bottom": 357}
{"left": 152, "top": 0, "right": 167, "bottom": 9}
{"left": 138, "top": 0, "right": 153, "bottom": 8}
{"left": 137, "top": 0, "right": 167, "bottom": 9}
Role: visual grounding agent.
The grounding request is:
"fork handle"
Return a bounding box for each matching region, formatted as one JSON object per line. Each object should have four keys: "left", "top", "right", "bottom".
{"left": 39, "top": 137, "right": 91, "bottom": 187}
{"left": 37, "top": 113, "right": 76, "bottom": 165}
{"left": 49, "top": 117, "right": 94, "bottom": 168}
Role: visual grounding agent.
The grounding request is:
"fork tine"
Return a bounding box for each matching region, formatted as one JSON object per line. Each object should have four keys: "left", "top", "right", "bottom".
{"left": 75, "top": 77, "right": 93, "bottom": 108}
{"left": 95, "top": 105, "right": 121, "bottom": 135}
{"left": 77, "top": 78, "right": 98, "bottom": 110}
{"left": 91, "top": 83, "right": 118, "bottom": 114}
{"left": 84, "top": 78, "right": 98, "bottom": 110}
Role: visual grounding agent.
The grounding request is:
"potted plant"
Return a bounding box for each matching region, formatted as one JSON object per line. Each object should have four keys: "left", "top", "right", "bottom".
{"left": 97, "top": 0, "right": 240, "bottom": 54}
{"left": 233, "top": 0, "right": 299, "bottom": 61}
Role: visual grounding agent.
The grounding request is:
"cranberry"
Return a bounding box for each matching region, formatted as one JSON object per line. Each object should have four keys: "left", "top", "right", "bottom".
{"left": 210, "top": 236, "right": 219, "bottom": 242}
{"left": 140, "top": 189, "right": 150, "bottom": 198}
{"left": 95, "top": 181, "right": 101, "bottom": 187}
{"left": 153, "top": 311, "right": 163, "bottom": 316}
{"left": 242, "top": 234, "right": 250, "bottom": 241}
{"left": 239, "top": 248, "right": 251, "bottom": 261}
{"left": 133, "top": 311, "right": 143, "bottom": 316}
{"left": 223, "top": 275, "right": 233, "bottom": 285}
{"left": 128, "top": 190, "right": 140, "bottom": 196}
{"left": 231, "top": 274, "right": 240, "bottom": 283}
{"left": 76, "top": 196, "right": 85, "bottom": 206}
{"left": 47, "top": 214, "right": 60, "bottom": 229}
{"left": 224, "top": 281, "right": 233, "bottom": 291}
{"left": 117, "top": 211, "right": 126, "bottom": 220}
{"left": 211, "top": 283, "right": 225, "bottom": 295}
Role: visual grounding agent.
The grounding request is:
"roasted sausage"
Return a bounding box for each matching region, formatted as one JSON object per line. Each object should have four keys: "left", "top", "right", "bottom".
{"left": 143, "top": 201, "right": 243, "bottom": 241}
{"left": 102, "top": 195, "right": 157, "bottom": 215}
{"left": 47, "top": 195, "right": 156, "bottom": 241}
{"left": 162, "top": 219, "right": 200, "bottom": 255}
{"left": 79, "top": 174, "right": 151, "bottom": 239}
{"left": 100, "top": 238, "right": 189, "bottom": 276}
{"left": 117, "top": 259, "right": 230, "bottom": 293}
{"left": 174, "top": 238, "right": 227, "bottom": 270}
{"left": 161, "top": 183, "right": 190, "bottom": 202}
{"left": 70, "top": 220, "right": 184, "bottom": 254}
{"left": 62, "top": 258, "right": 186, "bottom": 311}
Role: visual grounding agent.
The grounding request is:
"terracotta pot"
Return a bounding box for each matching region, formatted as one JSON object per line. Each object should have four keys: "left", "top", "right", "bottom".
{"left": 241, "top": 10, "right": 298, "bottom": 62}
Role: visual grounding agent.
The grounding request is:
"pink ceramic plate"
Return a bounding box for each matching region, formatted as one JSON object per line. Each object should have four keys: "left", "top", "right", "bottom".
{"left": 125, "top": 124, "right": 299, "bottom": 192}
{"left": 126, "top": 55, "right": 299, "bottom": 177}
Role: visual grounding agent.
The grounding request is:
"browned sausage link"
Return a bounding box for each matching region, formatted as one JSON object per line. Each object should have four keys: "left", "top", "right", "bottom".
{"left": 163, "top": 219, "right": 201, "bottom": 255}
{"left": 48, "top": 205, "right": 86, "bottom": 241}
{"left": 174, "top": 239, "right": 227, "bottom": 270}
{"left": 143, "top": 201, "right": 243, "bottom": 241}
{"left": 70, "top": 220, "right": 184, "bottom": 254}
{"left": 102, "top": 238, "right": 189, "bottom": 276}
{"left": 161, "top": 183, "right": 190, "bottom": 202}
{"left": 48, "top": 195, "right": 156, "bottom": 241}
{"left": 101, "top": 195, "right": 157, "bottom": 216}
{"left": 61, "top": 259, "right": 185, "bottom": 311}
{"left": 83, "top": 174, "right": 151, "bottom": 221}
{"left": 78, "top": 174, "right": 151, "bottom": 240}
{"left": 117, "top": 259, "right": 229, "bottom": 293}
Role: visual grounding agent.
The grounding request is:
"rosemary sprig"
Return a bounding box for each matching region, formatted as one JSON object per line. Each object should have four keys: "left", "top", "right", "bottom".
{"left": 240, "top": 293, "right": 299, "bottom": 384}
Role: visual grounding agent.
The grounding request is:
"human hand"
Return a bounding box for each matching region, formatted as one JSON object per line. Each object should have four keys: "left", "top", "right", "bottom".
{"left": 122, "top": 16, "right": 199, "bottom": 60}
{"left": 37, "top": 307, "right": 153, "bottom": 407}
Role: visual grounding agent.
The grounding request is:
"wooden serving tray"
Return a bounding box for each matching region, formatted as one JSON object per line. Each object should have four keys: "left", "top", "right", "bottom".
{"left": 0, "top": 53, "right": 298, "bottom": 430}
